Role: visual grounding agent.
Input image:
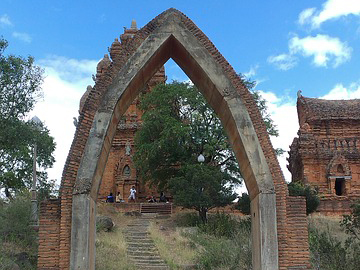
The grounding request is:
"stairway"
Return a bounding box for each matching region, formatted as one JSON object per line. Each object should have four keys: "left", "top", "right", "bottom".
{"left": 140, "top": 203, "right": 172, "bottom": 215}
{"left": 124, "top": 214, "right": 169, "bottom": 269}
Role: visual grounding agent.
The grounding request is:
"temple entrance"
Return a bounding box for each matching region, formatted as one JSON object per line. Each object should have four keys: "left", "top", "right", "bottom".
{"left": 335, "top": 178, "right": 345, "bottom": 196}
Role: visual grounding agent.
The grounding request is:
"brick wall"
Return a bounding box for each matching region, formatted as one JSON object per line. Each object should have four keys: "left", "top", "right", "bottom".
{"left": 38, "top": 198, "right": 61, "bottom": 269}
{"left": 286, "top": 196, "right": 311, "bottom": 269}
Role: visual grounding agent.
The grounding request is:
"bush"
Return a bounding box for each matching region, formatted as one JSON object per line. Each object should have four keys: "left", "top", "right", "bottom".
{"left": 0, "top": 191, "right": 38, "bottom": 269}
{"left": 340, "top": 201, "right": 360, "bottom": 242}
{"left": 174, "top": 212, "right": 202, "bottom": 227}
{"left": 308, "top": 212, "right": 360, "bottom": 270}
{"left": 189, "top": 214, "right": 252, "bottom": 269}
{"left": 288, "top": 182, "right": 320, "bottom": 215}
{"left": 199, "top": 212, "right": 250, "bottom": 239}
{"left": 235, "top": 192, "right": 251, "bottom": 215}
{"left": 0, "top": 192, "right": 37, "bottom": 246}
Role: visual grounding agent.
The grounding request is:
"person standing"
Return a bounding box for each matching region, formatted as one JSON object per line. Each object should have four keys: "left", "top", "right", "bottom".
{"left": 128, "top": 186, "right": 136, "bottom": 202}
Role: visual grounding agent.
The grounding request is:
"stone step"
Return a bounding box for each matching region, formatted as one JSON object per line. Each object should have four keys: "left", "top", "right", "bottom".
{"left": 126, "top": 239, "right": 154, "bottom": 244}
{"left": 136, "top": 267, "right": 169, "bottom": 270}
{"left": 124, "top": 215, "right": 169, "bottom": 269}
{"left": 127, "top": 251, "right": 161, "bottom": 256}
{"left": 134, "top": 259, "right": 167, "bottom": 264}
{"left": 125, "top": 234, "right": 151, "bottom": 239}
{"left": 134, "top": 264, "right": 169, "bottom": 270}
{"left": 128, "top": 255, "right": 163, "bottom": 261}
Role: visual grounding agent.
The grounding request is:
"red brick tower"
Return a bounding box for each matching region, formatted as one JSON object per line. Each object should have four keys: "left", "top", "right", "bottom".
{"left": 288, "top": 95, "right": 360, "bottom": 215}
{"left": 80, "top": 20, "right": 167, "bottom": 201}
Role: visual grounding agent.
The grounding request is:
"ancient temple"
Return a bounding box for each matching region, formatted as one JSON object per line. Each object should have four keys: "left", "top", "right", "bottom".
{"left": 288, "top": 95, "right": 360, "bottom": 215}
{"left": 80, "top": 20, "right": 166, "bottom": 202}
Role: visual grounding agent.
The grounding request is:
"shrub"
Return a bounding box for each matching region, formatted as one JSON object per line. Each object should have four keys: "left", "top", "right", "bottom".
{"left": 0, "top": 191, "right": 38, "bottom": 269}
{"left": 288, "top": 182, "right": 320, "bottom": 215}
{"left": 308, "top": 214, "right": 360, "bottom": 270}
{"left": 340, "top": 201, "right": 360, "bottom": 242}
{"left": 235, "top": 192, "right": 251, "bottom": 215}
{"left": 190, "top": 214, "right": 252, "bottom": 269}
{"left": 174, "top": 212, "right": 202, "bottom": 227}
{"left": 199, "top": 212, "right": 250, "bottom": 239}
{"left": 0, "top": 191, "right": 37, "bottom": 246}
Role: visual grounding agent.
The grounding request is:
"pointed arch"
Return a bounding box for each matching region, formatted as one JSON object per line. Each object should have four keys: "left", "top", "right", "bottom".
{"left": 327, "top": 154, "right": 351, "bottom": 177}
{"left": 39, "top": 9, "right": 310, "bottom": 270}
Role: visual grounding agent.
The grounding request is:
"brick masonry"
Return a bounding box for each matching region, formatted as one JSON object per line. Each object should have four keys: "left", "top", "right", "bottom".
{"left": 38, "top": 9, "right": 310, "bottom": 269}
{"left": 97, "top": 66, "right": 166, "bottom": 202}
{"left": 288, "top": 96, "right": 360, "bottom": 216}
{"left": 38, "top": 198, "right": 61, "bottom": 269}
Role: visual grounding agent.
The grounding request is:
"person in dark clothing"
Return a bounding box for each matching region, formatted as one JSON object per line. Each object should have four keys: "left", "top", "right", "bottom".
{"left": 159, "top": 192, "right": 167, "bottom": 202}
{"left": 106, "top": 192, "right": 114, "bottom": 203}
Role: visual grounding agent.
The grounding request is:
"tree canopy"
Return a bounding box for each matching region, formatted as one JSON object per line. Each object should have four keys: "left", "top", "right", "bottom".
{"left": 0, "top": 37, "right": 55, "bottom": 197}
{"left": 134, "top": 81, "right": 241, "bottom": 221}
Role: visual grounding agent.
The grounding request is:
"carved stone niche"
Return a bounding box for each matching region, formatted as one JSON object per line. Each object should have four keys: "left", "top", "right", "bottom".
{"left": 327, "top": 154, "right": 352, "bottom": 196}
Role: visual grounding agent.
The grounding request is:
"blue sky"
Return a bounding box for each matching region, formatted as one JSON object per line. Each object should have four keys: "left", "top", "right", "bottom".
{"left": 2, "top": 0, "right": 360, "bottom": 186}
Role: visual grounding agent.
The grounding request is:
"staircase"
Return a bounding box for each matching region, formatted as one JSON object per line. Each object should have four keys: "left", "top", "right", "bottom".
{"left": 124, "top": 214, "right": 169, "bottom": 269}
{"left": 140, "top": 203, "right": 172, "bottom": 215}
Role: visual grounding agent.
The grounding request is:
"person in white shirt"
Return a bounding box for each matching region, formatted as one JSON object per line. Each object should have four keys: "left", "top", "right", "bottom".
{"left": 128, "top": 186, "right": 136, "bottom": 202}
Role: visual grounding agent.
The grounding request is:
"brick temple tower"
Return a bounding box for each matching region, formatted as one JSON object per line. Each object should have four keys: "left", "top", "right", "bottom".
{"left": 288, "top": 95, "right": 360, "bottom": 215}
{"left": 79, "top": 20, "right": 166, "bottom": 202}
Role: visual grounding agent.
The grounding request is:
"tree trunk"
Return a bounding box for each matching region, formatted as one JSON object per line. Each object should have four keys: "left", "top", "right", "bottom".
{"left": 199, "top": 207, "right": 208, "bottom": 223}
{"left": 5, "top": 187, "right": 10, "bottom": 198}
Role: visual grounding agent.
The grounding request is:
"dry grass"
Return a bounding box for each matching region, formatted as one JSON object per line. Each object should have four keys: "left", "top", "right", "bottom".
{"left": 95, "top": 204, "right": 136, "bottom": 270}
{"left": 149, "top": 216, "right": 198, "bottom": 269}
{"left": 309, "top": 214, "right": 347, "bottom": 243}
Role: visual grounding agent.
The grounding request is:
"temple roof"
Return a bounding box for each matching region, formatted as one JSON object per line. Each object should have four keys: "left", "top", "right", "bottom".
{"left": 298, "top": 96, "right": 360, "bottom": 123}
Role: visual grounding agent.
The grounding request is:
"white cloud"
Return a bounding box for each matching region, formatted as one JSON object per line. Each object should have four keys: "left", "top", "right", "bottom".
{"left": 255, "top": 90, "right": 298, "bottom": 182}
{"left": 298, "top": 8, "right": 316, "bottom": 25}
{"left": 39, "top": 55, "right": 98, "bottom": 83}
{"left": 289, "top": 34, "right": 352, "bottom": 67}
{"left": 12, "top": 32, "right": 32, "bottom": 43}
{"left": 298, "top": 0, "right": 360, "bottom": 28}
{"left": 0, "top": 14, "right": 12, "bottom": 27}
{"left": 267, "top": 53, "right": 298, "bottom": 70}
{"left": 320, "top": 81, "right": 360, "bottom": 99}
{"left": 30, "top": 56, "right": 97, "bottom": 182}
{"left": 243, "top": 65, "right": 259, "bottom": 78}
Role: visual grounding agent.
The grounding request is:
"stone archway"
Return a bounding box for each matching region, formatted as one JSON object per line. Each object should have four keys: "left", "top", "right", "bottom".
{"left": 37, "top": 9, "right": 310, "bottom": 270}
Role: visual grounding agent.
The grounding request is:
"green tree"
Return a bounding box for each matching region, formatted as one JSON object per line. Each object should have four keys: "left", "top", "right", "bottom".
{"left": 135, "top": 74, "right": 283, "bottom": 221}
{"left": 236, "top": 192, "right": 251, "bottom": 215}
{"left": 170, "top": 164, "right": 237, "bottom": 222}
{"left": 134, "top": 82, "right": 240, "bottom": 221}
{"left": 0, "top": 37, "right": 55, "bottom": 197}
{"left": 288, "top": 182, "right": 320, "bottom": 215}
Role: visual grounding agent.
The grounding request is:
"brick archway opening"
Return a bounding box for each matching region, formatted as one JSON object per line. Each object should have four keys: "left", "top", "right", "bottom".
{"left": 38, "top": 9, "right": 310, "bottom": 270}
{"left": 71, "top": 24, "right": 279, "bottom": 270}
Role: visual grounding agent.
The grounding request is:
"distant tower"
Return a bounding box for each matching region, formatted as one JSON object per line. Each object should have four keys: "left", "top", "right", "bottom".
{"left": 288, "top": 96, "right": 360, "bottom": 215}
{"left": 97, "top": 21, "right": 166, "bottom": 201}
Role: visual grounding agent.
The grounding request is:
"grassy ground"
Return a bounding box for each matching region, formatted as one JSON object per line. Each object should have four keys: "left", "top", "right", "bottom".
{"left": 95, "top": 204, "right": 137, "bottom": 270}
{"left": 308, "top": 214, "right": 348, "bottom": 243}
{"left": 148, "top": 216, "right": 198, "bottom": 268}
{"left": 95, "top": 207, "right": 356, "bottom": 270}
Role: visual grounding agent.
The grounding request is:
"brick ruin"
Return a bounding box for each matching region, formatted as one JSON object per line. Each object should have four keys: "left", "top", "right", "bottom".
{"left": 37, "top": 9, "right": 311, "bottom": 269}
{"left": 288, "top": 95, "right": 360, "bottom": 215}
